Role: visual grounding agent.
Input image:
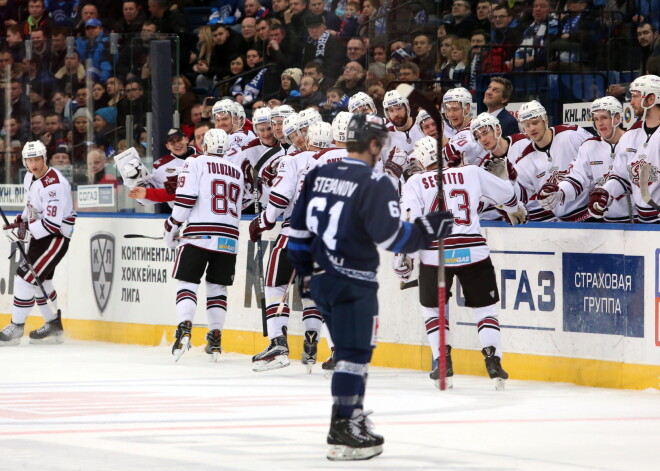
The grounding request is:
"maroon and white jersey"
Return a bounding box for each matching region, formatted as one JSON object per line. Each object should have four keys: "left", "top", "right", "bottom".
{"left": 442, "top": 120, "right": 457, "bottom": 141}
{"left": 23, "top": 167, "right": 76, "bottom": 239}
{"left": 138, "top": 148, "right": 199, "bottom": 207}
{"left": 387, "top": 123, "right": 425, "bottom": 156}
{"left": 172, "top": 155, "right": 244, "bottom": 254}
{"left": 225, "top": 138, "right": 281, "bottom": 206}
{"left": 264, "top": 150, "right": 317, "bottom": 235}
{"left": 514, "top": 125, "right": 592, "bottom": 221}
{"left": 401, "top": 166, "right": 518, "bottom": 267}
{"left": 229, "top": 129, "right": 256, "bottom": 150}
{"left": 559, "top": 136, "right": 633, "bottom": 223}
{"left": 313, "top": 147, "right": 348, "bottom": 167}
{"left": 602, "top": 121, "right": 660, "bottom": 223}
{"left": 444, "top": 124, "right": 489, "bottom": 167}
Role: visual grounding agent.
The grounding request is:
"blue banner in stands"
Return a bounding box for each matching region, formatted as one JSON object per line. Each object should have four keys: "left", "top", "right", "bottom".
{"left": 562, "top": 252, "right": 644, "bottom": 338}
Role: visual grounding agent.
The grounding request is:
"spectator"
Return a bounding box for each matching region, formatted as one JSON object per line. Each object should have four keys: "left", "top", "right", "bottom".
{"left": 466, "top": 30, "right": 488, "bottom": 91}
{"left": 241, "top": 17, "right": 258, "bottom": 49}
{"left": 73, "top": 2, "right": 101, "bottom": 37}
{"left": 6, "top": 25, "right": 25, "bottom": 64}
{"left": 29, "top": 81, "right": 55, "bottom": 114}
{"left": 50, "top": 145, "right": 72, "bottom": 167}
{"left": 30, "top": 111, "right": 47, "bottom": 141}
{"left": 338, "top": 2, "right": 360, "bottom": 40}
{"left": 371, "top": 43, "right": 387, "bottom": 64}
{"left": 42, "top": 112, "right": 68, "bottom": 156}
{"left": 192, "top": 121, "right": 212, "bottom": 153}
{"left": 302, "top": 15, "right": 347, "bottom": 83}
{"left": 117, "top": 79, "right": 148, "bottom": 129}
{"left": 509, "top": 0, "right": 559, "bottom": 71}
{"left": 192, "top": 24, "right": 216, "bottom": 92}
{"left": 319, "top": 86, "right": 348, "bottom": 120}
{"left": 255, "top": 18, "right": 272, "bottom": 49}
{"left": 2, "top": 116, "right": 28, "bottom": 146}
{"left": 309, "top": 0, "right": 341, "bottom": 31}
{"left": 412, "top": 33, "right": 436, "bottom": 80}
{"left": 49, "top": 26, "right": 71, "bottom": 75}
{"left": 435, "top": 35, "right": 456, "bottom": 81}
{"left": 490, "top": 4, "right": 522, "bottom": 62}
{"left": 366, "top": 62, "right": 387, "bottom": 83}
{"left": 92, "top": 82, "right": 110, "bottom": 110}
{"left": 148, "top": 0, "right": 195, "bottom": 73}
{"left": 21, "top": 0, "right": 54, "bottom": 37}
{"left": 272, "top": 0, "right": 291, "bottom": 23}
{"left": 245, "top": 0, "right": 271, "bottom": 19}
{"left": 51, "top": 90, "right": 73, "bottom": 119}
{"left": 266, "top": 23, "right": 297, "bottom": 69}
{"left": 217, "top": 54, "right": 247, "bottom": 98}
{"left": 398, "top": 61, "right": 420, "bottom": 84}
{"left": 303, "top": 61, "right": 331, "bottom": 93}
{"left": 71, "top": 107, "right": 93, "bottom": 163}
{"left": 87, "top": 147, "right": 118, "bottom": 185}
{"left": 447, "top": 38, "right": 470, "bottom": 85}
{"left": 360, "top": 0, "right": 386, "bottom": 38}
{"left": 54, "top": 51, "right": 86, "bottom": 97}
{"left": 74, "top": 85, "right": 89, "bottom": 110}
{"left": 202, "top": 25, "right": 248, "bottom": 87}
{"left": 28, "top": 28, "right": 51, "bottom": 71}
{"left": 334, "top": 61, "right": 365, "bottom": 96}
{"left": 7, "top": 79, "right": 30, "bottom": 126}
{"left": 277, "top": 67, "right": 302, "bottom": 102}
{"left": 445, "top": 0, "right": 478, "bottom": 40}
{"left": 283, "top": 0, "right": 313, "bottom": 48}
{"left": 173, "top": 76, "right": 199, "bottom": 125}
{"left": 231, "top": 48, "right": 280, "bottom": 105}
{"left": 93, "top": 107, "right": 118, "bottom": 142}
{"left": 483, "top": 77, "right": 519, "bottom": 137}
{"left": 549, "top": 0, "right": 600, "bottom": 71}
{"left": 475, "top": 0, "right": 492, "bottom": 34}
{"left": 116, "top": 20, "right": 156, "bottom": 80}
{"left": 113, "top": 0, "right": 146, "bottom": 35}
{"left": 75, "top": 18, "right": 114, "bottom": 83}
{"left": 106, "top": 77, "right": 125, "bottom": 107}
{"left": 182, "top": 104, "right": 206, "bottom": 141}
{"left": 298, "top": 76, "right": 325, "bottom": 107}
{"left": 346, "top": 37, "right": 368, "bottom": 68}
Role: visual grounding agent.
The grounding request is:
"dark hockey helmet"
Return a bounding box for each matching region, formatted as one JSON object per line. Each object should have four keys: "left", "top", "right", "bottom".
{"left": 346, "top": 113, "right": 389, "bottom": 151}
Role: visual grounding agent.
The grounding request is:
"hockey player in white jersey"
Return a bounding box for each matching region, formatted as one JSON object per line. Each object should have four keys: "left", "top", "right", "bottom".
{"left": 538, "top": 97, "right": 633, "bottom": 223}
{"left": 348, "top": 91, "right": 378, "bottom": 114}
{"left": 248, "top": 120, "right": 333, "bottom": 372}
{"left": 442, "top": 87, "right": 488, "bottom": 167}
{"left": 395, "top": 136, "right": 527, "bottom": 388}
{"left": 313, "top": 111, "right": 351, "bottom": 167}
{"left": 212, "top": 100, "right": 255, "bottom": 150}
{"left": 382, "top": 90, "right": 424, "bottom": 155}
{"left": 514, "top": 100, "right": 592, "bottom": 221}
{"left": 588, "top": 75, "right": 660, "bottom": 223}
{"left": 1, "top": 141, "right": 76, "bottom": 345}
{"left": 261, "top": 106, "right": 297, "bottom": 188}
{"left": 163, "top": 129, "right": 244, "bottom": 361}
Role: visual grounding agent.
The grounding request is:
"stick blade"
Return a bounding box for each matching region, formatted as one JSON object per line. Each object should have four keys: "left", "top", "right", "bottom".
{"left": 395, "top": 83, "right": 415, "bottom": 99}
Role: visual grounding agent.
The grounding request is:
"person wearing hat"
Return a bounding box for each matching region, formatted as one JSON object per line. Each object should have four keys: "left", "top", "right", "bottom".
{"left": 278, "top": 67, "right": 302, "bottom": 102}
{"left": 75, "top": 18, "right": 113, "bottom": 82}
{"left": 301, "top": 14, "right": 346, "bottom": 84}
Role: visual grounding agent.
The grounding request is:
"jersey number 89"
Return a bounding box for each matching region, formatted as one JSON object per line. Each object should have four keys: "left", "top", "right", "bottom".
{"left": 211, "top": 180, "right": 241, "bottom": 217}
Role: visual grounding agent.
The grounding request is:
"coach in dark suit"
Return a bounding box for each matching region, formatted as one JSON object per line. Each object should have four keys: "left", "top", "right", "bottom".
{"left": 483, "top": 76, "right": 519, "bottom": 137}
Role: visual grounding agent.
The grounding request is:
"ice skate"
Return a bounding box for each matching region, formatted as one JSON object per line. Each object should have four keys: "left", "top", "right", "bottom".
{"left": 28, "top": 311, "right": 63, "bottom": 344}
{"left": 301, "top": 330, "right": 318, "bottom": 373}
{"left": 353, "top": 409, "right": 384, "bottom": 444}
{"left": 0, "top": 322, "right": 25, "bottom": 346}
{"left": 327, "top": 414, "right": 384, "bottom": 461}
{"left": 252, "top": 333, "right": 290, "bottom": 372}
{"left": 430, "top": 345, "right": 453, "bottom": 388}
{"left": 205, "top": 329, "right": 222, "bottom": 362}
{"left": 172, "top": 321, "right": 192, "bottom": 361}
{"left": 322, "top": 348, "right": 335, "bottom": 371}
{"left": 482, "top": 346, "right": 508, "bottom": 390}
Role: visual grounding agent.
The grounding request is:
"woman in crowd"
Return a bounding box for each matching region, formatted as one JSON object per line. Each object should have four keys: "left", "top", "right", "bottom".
{"left": 172, "top": 75, "right": 199, "bottom": 126}
{"left": 277, "top": 67, "right": 302, "bottom": 103}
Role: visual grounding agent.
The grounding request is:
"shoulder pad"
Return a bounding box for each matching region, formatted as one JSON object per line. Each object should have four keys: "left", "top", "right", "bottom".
{"left": 243, "top": 138, "right": 262, "bottom": 150}
{"left": 515, "top": 143, "right": 536, "bottom": 164}
{"left": 630, "top": 120, "right": 643, "bottom": 130}
{"left": 553, "top": 124, "right": 579, "bottom": 134}
{"left": 585, "top": 136, "right": 602, "bottom": 142}
{"left": 509, "top": 133, "right": 527, "bottom": 144}
{"left": 153, "top": 155, "right": 176, "bottom": 169}
{"left": 41, "top": 168, "right": 60, "bottom": 187}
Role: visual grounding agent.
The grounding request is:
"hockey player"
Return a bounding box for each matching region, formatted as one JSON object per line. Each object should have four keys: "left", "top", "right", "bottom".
{"left": 471, "top": 112, "right": 531, "bottom": 167}
{"left": 382, "top": 89, "right": 424, "bottom": 155}
{"left": 515, "top": 100, "right": 593, "bottom": 221}
{"left": 0, "top": 141, "right": 76, "bottom": 345}
{"left": 313, "top": 111, "right": 351, "bottom": 167}
{"left": 260, "top": 105, "right": 297, "bottom": 187}
{"left": 348, "top": 92, "right": 378, "bottom": 114}
{"left": 163, "top": 129, "right": 244, "bottom": 361}
{"left": 588, "top": 75, "right": 660, "bottom": 223}
{"left": 248, "top": 120, "right": 333, "bottom": 372}
{"left": 395, "top": 135, "right": 527, "bottom": 388}
{"left": 442, "top": 87, "right": 488, "bottom": 167}
{"left": 538, "top": 97, "right": 633, "bottom": 223}
{"left": 287, "top": 114, "right": 453, "bottom": 461}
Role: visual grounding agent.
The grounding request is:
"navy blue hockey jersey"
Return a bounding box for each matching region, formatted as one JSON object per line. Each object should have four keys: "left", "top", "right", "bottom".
{"left": 288, "top": 157, "right": 432, "bottom": 287}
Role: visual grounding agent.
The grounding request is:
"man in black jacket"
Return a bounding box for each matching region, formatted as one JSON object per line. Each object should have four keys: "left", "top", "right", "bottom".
{"left": 301, "top": 15, "right": 346, "bottom": 84}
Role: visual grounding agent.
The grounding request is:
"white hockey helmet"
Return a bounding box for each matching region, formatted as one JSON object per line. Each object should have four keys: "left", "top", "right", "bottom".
{"left": 298, "top": 108, "right": 322, "bottom": 130}
{"left": 416, "top": 109, "right": 432, "bottom": 129}
{"left": 307, "top": 121, "right": 333, "bottom": 149}
{"left": 22, "top": 140, "right": 48, "bottom": 167}
{"left": 332, "top": 111, "right": 353, "bottom": 143}
{"left": 252, "top": 107, "right": 272, "bottom": 126}
{"left": 470, "top": 112, "right": 502, "bottom": 147}
{"left": 212, "top": 99, "right": 235, "bottom": 119}
{"left": 414, "top": 136, "right": 438, "bottom": 169}
{"left": 348, "top": 91, "right": 377, "bottom": 113}
{"left": 628, "top": 74, "right": 660, "bottom": 107}
{"left": 517, "top": 100, "right": 547, "bottom": 123}
{"left": 591, "top": 96, "right": 623, "bottom": 117}
{"left": 232, "top": 101, "right": 247, "bottom": 131}
{"left": 282, "top": 113, "right": 300, "bottom": 145}
{"left": 203, "top": 129, "right": 230, "bottom": 156}
{"left": 383, "top": 89, "right": 410, "bottom": 117}
{"left": 270, "top": 104, "right": 295, "bottom": 122}
{"left": 442, "top": 87, "right": 472, "bottom": 111}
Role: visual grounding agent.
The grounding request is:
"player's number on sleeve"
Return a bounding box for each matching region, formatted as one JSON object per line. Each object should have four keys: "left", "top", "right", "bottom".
{"left": 306, "top": 196, "right": 344, "bottom": 250}
{"left": 211, "top": 180, "right": 241, "bottom": 217}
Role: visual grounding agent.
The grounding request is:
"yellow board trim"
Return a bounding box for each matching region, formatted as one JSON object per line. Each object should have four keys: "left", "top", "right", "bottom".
{"left": 3, "top": 314, "right": 659, "bottom": 390}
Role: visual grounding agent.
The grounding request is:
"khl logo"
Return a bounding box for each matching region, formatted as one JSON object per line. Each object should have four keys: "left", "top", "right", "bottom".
{"left": 90, "top": 232, "right": 115, "bottom": 314}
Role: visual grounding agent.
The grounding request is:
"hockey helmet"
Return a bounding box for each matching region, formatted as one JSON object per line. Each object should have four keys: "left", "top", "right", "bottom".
{"left": 591, "top": 96, "right": 623, "bottom": 118}
{"left": 203, "top": 129, "right": 230, "bottom": 156}
{"left": 298, "top": 108, "right": 322, "bottom": 131}
{"left": 232, "top": 101, "right": 247, "bottom": 131}
{"left": 270, "top": 105, "right": 295, "bottom": 123}
{"left": 442, "top": 87, "right": 472, "bottom": 114}
{"left": 414, "top": 136, "right": 438, "bottom": 169}
{"left": 22, "top": 141, "right": 48, "bottom": 167}
{"left": 307, "top": 121, "right": 333, "bottom": 149}
{"left": 517, "top": 100, "right": 547, "bottom": 123}
{"left": 282, "top": 113, "right": 301, "bottom": 145}
{"left": 346, "top": 113, "right": 389, "bottom": 150}
{"left": 627, "top": 74, "right": 660, "bottom": 107}
{"left": 252, "top": 107, "right": 272, "bottom": 125}
{"left": 470, "top": 112, "right": 502, "bottom": 150}
{"left": 416, "top": 109, "right": 432, "bottom": 129}
{"left": 348, "top": 91, "right": 377, "bottom": 113}
{"left": 212, "top": 99, "right": 235, "bottom": 119}
{"left": 331, "top": 111, "right": 353, "bottom": 143}
{"left": 383, "top": 89, "right": 410, "bottom": 117}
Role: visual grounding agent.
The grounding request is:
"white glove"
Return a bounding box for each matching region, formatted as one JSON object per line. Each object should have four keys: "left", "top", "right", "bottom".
{"left": 3, "top": 219, "right": 30, "bottom": 243}
{"left": 538, "top": 183, "right": 564, "bottom": 211}
{"left": 383, "top": 146, "right": 407, "bottom": 179}
{"left": 507, "top": 203, "right": 528, "bottom": 225}
{"left": 404, "top": 155, "right": 425, "bottom": 176}
{"left": 392, "top": 253, "right": 414, "bottom": 280}
{"left": 163, "top": 217, "right": 182, "bottom": 249}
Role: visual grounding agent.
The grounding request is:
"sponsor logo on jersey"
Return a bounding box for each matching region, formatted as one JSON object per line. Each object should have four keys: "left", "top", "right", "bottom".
{"left": 90, "top": 232, "right": 115, "bottom": 315}
{"left": 445, "top": 248, "right": 471, "bottom": 265}
{"left": 590, "top": 161, "right": 603, "bottom": 165}
{"left": 217, "top": 237, "right": 237, "bottom": 254}
{"left": 166, "top": 168, "right": 177, "bottom": 173}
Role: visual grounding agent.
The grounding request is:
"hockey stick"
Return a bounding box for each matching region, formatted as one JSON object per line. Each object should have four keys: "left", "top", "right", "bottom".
{"left": 123, "top": 234, "right": 211, "bottom": 240}
{"left": 276, "top": 270, "right": 296, "bottom": 316}
{"left": 396, "top": 84, "right": 447, "bottom": 390}
{"left": 400, "top": 279, "right": 419, "bottom": 290}
{"left": 0, "top": 206, "right": 57, "bottom": 312}
{"left": 253, "top": 168, "right": 269, "bottom": 336}
{"left": 638, "top": 162, "right": 660, "bottom": 210}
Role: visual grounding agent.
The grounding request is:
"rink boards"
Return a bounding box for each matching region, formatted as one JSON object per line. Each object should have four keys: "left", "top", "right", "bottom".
{"left": 1, "top": 214, "right": 659, "bottom": 390}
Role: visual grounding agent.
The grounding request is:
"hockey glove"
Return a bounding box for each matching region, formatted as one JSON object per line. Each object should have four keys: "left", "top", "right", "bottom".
{"left": 163, "top": 217, "right": 182, "bottom": 249}
{"left": 587, "top": 188, "right": 611, "bottom": 219}
{"left": 507, "top": 202, "right": 528, "bottom": 225}
{"left": 383, "top": 146, "right": 406, "bottom": 179}
{"left": 262, "top": 156, "right": 283, "bottom": 187}
{"left": 415, "top": 211, "right": 453, "bottom": 245}
{"left": 483, "top": 157, "right": 508, "bottom": 180}
{"left": 3, "top": 218, "right": 29, "bottom": 243}
{"left": 392, "top": 253, "right": 414, "bottom": 280}
{"left": 122, "top": 160, "right": 146, "bottom": 187}
{"left": 241, "top": 160, "right": 254, "bottom": 188}
{"left": 538, "top": 183, "right": 564, "bottom": 211}
{"left": 248, "top": 212, "right": 276, "bottom": 242}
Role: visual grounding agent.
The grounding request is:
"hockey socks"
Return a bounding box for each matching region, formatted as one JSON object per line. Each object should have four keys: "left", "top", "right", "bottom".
{"left": 175, "top": 281, "right": 198, "bottom": 324}
{"left": 332, "top": 348, "right": 372, "bottom": 418}
{"left": 205, "top": 282, "right": 228, "bottom": 332}
{"left": 35, "top": 280, "right": 58, "bottom": 322}
{"left": 265, "top": 284, "right": 289, "bottom": 339}
{"left": 422, "top": 306, "right": 450, "bottom": 360}
{"left": 473, "top": 305, "right": 502, "bottom": 358}
{"left": 11, "top": 276, "right": 36, "bottom": 324}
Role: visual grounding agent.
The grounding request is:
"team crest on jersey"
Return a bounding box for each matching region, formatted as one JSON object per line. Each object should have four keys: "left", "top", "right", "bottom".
{"left": 48, "top": 191, "right": 56, "bottom": 198}
{"left": 627, "top": 160, "right": 658, "bottom": 187}
{"left": 545, "top": 169, "right": 569, "bottom": 186}
{"left": 90, "top": 232, "right": 115, "bottom": 315}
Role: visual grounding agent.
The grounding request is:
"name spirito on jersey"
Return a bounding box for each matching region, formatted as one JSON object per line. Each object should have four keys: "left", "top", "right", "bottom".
{"left": 312, "top": 177, "right": 359, "bottom": 197}
{"left": 206, "top": 162, "right": 241, "bottom": 179}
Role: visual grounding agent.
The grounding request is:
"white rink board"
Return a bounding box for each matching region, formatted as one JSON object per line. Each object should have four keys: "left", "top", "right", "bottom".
{"left": 0, "top": 216, "right": 659, "bottom": 369}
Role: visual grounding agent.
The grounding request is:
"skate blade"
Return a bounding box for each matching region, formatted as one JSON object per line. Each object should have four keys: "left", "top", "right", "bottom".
{"left": 0, "top": 338, "right": 21, "bottom": 347}
{"left": 172, "top": 337, "right": 191, "bottom": 362}
{"left": 494, "top": 377, "right": 506, "bottom": 391}
{"left": 28, "top": 335, "right": 63, "bottom": 345}
{"left": 252, "top": 355, "right": 290, "bottom": 372}
{"left": 305, "top": 363, "right": 313, "bottom": 374}
{"left": 326, "top": 444, "right": 383, "bottom": 461}
{"left": 324, "top": 371, "right": 333, "bottom": 379}
{"left": 433, "top": 377, "right": 454, "bottom": 389}
{"left": 211, "top": 351, "right": 220, "bottom": 362}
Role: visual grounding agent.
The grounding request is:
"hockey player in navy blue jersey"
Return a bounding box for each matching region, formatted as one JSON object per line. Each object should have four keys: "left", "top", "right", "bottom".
{"left": 287, "top": 114, "right": 453, "bottom": 461}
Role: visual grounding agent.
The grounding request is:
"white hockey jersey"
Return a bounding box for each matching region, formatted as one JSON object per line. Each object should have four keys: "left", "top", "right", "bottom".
{"left": 387, "top": 123, "right": 425, "bottom": 156}
{"left": 559, "top": 136, "right": 634, "bottom": 223}
{"left": 229, "top": 129, "right": 256, "bottom": 150}
{"left": 136, "top": 150, "right": 194, "bottom": 207}
{"left": 514, "top": 125, "right": 592, "bottom": 221}
{"left": 225, "top": 138, "right": 281, "bottom": 206}
{"left": 22, "top": 167, "right": 76, "bottom": 239}
{"left": 602, "top": 121, "right": 660, "bottom": 223}
{"left": 172, "top": 155, "right": 244, "bottom": 254}
{"left": 443, "top": 124, "right": 489, "bottom": 167}
{"left": 401, "top": 166, "right": 519, "bottom": 267}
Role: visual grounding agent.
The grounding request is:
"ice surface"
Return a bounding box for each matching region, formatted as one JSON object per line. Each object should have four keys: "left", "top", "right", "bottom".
{"left": 0, "top": 340, "right": 658, "bottom": 471}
